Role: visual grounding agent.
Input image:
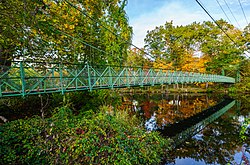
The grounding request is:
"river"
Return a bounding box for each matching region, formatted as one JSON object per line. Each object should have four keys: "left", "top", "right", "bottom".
{"left": 121, "top": 92, "right": 250, "bottom": 165}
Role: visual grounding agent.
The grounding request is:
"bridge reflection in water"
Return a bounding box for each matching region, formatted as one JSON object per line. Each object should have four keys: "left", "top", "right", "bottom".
{"left": 158, "top": 98, "right": 236, "bottom": 147}
{"left": 121, "top": 94, "right": 247, "bottom": 164}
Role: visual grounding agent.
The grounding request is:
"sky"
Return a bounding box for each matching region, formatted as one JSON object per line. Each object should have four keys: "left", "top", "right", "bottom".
{"left": 125, "top": 0, "right": 250, "bottom": 48}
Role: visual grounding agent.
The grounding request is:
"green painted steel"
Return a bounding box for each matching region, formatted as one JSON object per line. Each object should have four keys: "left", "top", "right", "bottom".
{"left": 0, "top": 61, "right": 235, "bottom": 97}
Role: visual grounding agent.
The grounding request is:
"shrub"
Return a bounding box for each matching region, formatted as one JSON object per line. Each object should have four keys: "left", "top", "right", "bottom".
{"left": 0, "top": 106, "right": 171, "bottom": 164}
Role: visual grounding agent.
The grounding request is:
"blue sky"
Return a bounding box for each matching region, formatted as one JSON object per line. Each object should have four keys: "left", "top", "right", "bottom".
{"left": 125, "top": 0, "right": 250, "bottom": 47}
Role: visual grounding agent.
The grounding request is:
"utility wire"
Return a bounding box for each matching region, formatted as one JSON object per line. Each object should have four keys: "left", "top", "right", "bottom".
{"left": 195, "top": 0, "right": 237, "bottom": 44}
{"left": 223, "top": 0, "right": 241, "bottom": 28}
{"left": 197, "top": 0, "right": 210, "bottom": 14}
{"left": 215, "top": 0, "right": 232, "bottom": 24}
{"left": 64, "top": 0, "right": 153, "bottom": 58}
{"left": 238, "top": 0, "right": 249, "bottom": 25}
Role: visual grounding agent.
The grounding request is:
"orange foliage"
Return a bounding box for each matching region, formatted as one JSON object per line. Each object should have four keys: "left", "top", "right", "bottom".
{"left": 141, "top": 101, "right": 157, "bottom": 119}
{"left": 181, "top": 55, "right": 210, "bottom": 73}
{"left": 153, "top": 58, "right": 174, "bottom": 70}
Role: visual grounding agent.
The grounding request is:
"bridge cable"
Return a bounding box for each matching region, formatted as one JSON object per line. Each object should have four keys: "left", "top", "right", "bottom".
{"left": 223, "top": 0, "right": 241, "bottom": 29}
{"left": 215, "top": 0, "right": 232, "bottom": 25}
{"left": 47, "top": 25, "right": 109, "bottom": 55}
{"left": 64, "top": 0, "right": 154, "bottom": 59}
{"left": 195, "top": 0, "right": 237, "bottom": 45}
{"left": 238, "top": 0, "right": 249, "bottom": 25}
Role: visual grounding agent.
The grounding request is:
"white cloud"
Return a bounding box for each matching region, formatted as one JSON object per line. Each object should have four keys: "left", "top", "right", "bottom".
{"left": 129, "top": 1, "right": 210, "bottom": 47}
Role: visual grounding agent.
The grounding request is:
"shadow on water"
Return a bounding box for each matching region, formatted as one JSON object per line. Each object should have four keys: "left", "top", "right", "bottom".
{"left": 121, "top": 93, "right": 250, "bottom": 165}
{"left": 158, "top": 98, "right": 236, "bottom": 148}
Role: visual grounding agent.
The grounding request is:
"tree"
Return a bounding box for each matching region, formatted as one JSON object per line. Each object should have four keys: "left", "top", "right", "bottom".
{"left": 0, "top": 0, "right": 132, "bottom": 67}
{"left": 144, "top": 21, "right": 205, "bottom": 71}
{"left": 144, "top": 20, "right": 246, "bottom": 76}
{"left": 0, "top": 0, "right": 42, "bottom": 67}
{"left": 125, "top": 48, "right": 152, "bottom": 67}
{"left": 201, "top": 20, "right": 244, "bottom": 75}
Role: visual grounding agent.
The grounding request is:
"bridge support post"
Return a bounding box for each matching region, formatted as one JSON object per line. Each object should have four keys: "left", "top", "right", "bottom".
{"left": 139, "top": 68, "right": 143, "bottom": 87}
{"left": 75, "top": 69, "right": 78, "bottom": 89}
{"left": 221, "top": 69, "right": 225, "bottom": 76}
{"left": 236, "top": 70, "right": 240, "bottom": 83}
{"left": 59, "top": 63, "right": 64, "bottom": 94}
{"left": 126, "top": 67, "right": 130, "bottom": 87}
{"left": 87, "top": 63, "right": 92, "bottom": 91}
{"left": 108, "top": 66, "right": 113, "bottom": 89}
{"left": 20, "top": 62, "right": 26, "bottom": 97}
{"left": 151, "top": 69, "right": 154, "bottom": 86}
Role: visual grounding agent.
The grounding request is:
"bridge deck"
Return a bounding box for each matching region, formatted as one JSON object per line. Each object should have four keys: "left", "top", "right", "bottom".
{"left": 0, "top": 61, "right": 235, "bottom": 97}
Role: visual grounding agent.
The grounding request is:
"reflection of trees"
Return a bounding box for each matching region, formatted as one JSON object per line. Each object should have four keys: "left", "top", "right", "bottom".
{"left": 156, "top": 95, "right": 217, "bottom": 126}
{"left": 121, "top": 94, "right": 219, "bottom": 127}
{"left": 165, "top": 106, "right": 250, "bottom": 165}
{"left": 141, "top": 101, "right": 157, "bottom": 119}
{"left": 237, "top": 95, "right": 250, "bottom": 116}
{"left": 157, "top": 101, "right": 175, "bottom": 125}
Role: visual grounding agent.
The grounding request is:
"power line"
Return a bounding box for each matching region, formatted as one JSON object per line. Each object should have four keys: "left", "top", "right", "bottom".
{"left": 195, "top": 0, "right": 237, "bottom": 44}
{"left": 223, "top": 0, "right": 241, "bottom": 28}
{"left": 215, "top": 0, "right": 232, "bottom": 24}
{"left": 64, "top": 0, "right": 153, "bottom": 58}
{"left": 238, "top": 0, "right": 249, "bottom": 25}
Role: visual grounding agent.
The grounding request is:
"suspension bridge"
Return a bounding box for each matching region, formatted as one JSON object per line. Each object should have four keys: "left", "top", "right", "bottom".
{"left": 0, "top": 61, "right": 235, "bottom": 97}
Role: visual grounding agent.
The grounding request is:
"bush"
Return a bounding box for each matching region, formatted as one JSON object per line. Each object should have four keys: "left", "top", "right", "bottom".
{"left": 0, "top": 106, "right": 171, "bottom": 164}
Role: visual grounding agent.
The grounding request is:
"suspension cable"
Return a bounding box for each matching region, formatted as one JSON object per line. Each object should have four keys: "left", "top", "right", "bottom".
{"left": 238, "top": 0, "right": 249, "bottom": 25}
{"left": 215, "top": 0, "right": 232, "bottom": 25}
{"left": 223, "top": 0, "right": 241, "bottom": 28}
{"left": 195, "top": 0, "right": 237, "bottom": 45}
{"left": 63, "top": 0, "right": 153, "bottom": 58}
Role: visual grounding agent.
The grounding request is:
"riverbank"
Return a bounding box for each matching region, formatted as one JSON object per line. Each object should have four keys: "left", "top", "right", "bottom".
{"left": 0, "top": 105, "right": 171, "bottom": 164}
{"left": 119, "top": 85, "right": 207, "bottom": 93}
{"left": 118, "top": 82, "right": 250, "bottom": 94}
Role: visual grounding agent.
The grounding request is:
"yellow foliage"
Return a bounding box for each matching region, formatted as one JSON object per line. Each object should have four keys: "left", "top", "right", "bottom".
{"left": 181, "top": 55, "right": 210, "bottom": 73}
{"left": 69, "top": 25, "right": 75, "bottom": 30}
{"left": 153, "top": 58, "right": 173, "bottom": 70}
{"left": 43, "top": 0, "right": 80, "bottom": 33}
{"left": 64, "top": 24, "right": 69, "bottom": 29}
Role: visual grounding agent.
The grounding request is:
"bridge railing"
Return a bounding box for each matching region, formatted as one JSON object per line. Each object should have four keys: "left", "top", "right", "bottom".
{"left": 0, "top": 61, "right": 235, "bottom": 97}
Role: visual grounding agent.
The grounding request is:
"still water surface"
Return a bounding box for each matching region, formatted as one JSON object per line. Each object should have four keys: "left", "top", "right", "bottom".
{"left": 121, "top": 93, "right": 250, "bottom": 165}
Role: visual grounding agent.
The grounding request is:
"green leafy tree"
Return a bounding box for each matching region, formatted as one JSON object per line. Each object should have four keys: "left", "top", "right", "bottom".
{"left": 125, "top": 48, "right": 152, "bottom": 67}
{"left": 144, "top": 20, "right": 245, "bottom": 75}
{"left": 0, "top": 0, "right": 132, "bottom": 67}
{"left": 202, "top": 20, "right": 244, "bottom": 74}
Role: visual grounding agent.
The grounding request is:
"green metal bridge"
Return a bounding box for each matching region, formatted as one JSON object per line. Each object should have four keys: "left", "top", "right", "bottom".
{"left": 0, "top": 61, "right": 235, "bottom": 97}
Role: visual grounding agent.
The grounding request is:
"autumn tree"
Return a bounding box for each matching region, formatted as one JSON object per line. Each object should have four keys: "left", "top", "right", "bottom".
{"left": 201, "top": 20, "right": 244, "bottom": 75}
{"left": 145, "top": 21, "right": 206, "bottom": 71}
{"left": 144, "top": 20, "right": 246, "bottom": 78}
{"left": 0, "top": 0, "right": 132, "bottom": 67}
{"left": 0, "top": 0, "right": 42, "bottom": 68}
{"left": 125, "top": 48, "right": 152, "bottom": 68}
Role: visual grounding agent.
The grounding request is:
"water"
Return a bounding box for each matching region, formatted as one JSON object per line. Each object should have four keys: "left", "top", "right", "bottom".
{"left": 121, "top": 93, "right": 250, "bottom": 165}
